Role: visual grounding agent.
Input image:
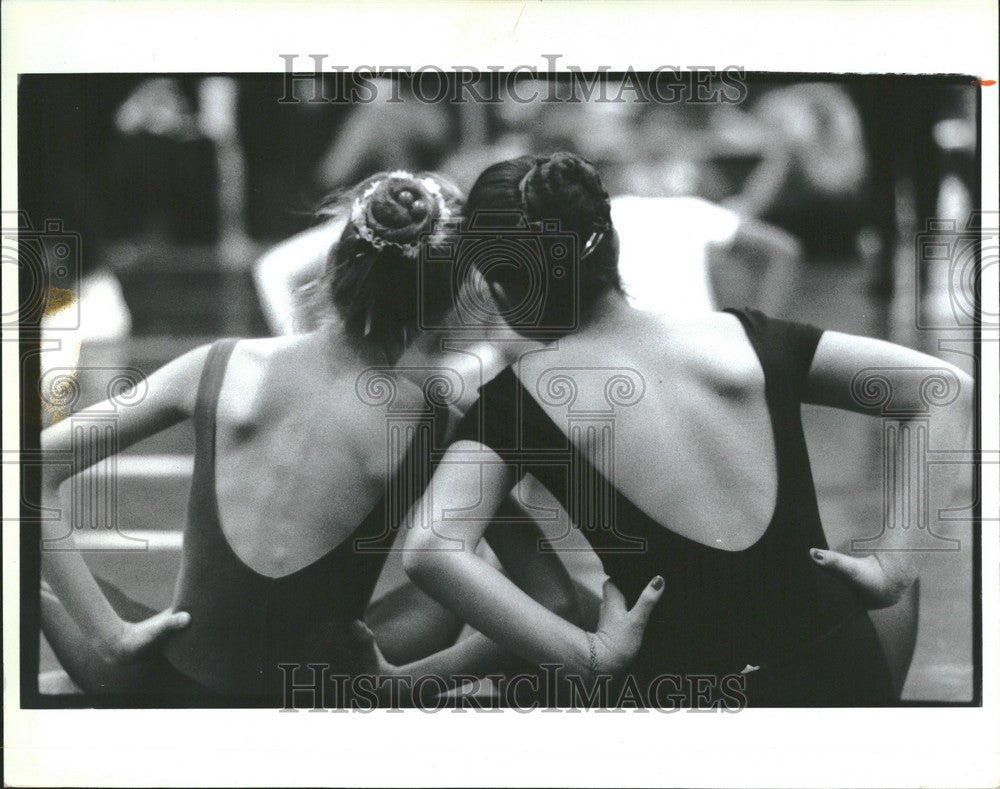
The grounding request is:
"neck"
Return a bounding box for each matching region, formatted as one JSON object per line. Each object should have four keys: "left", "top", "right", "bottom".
{"left": 302, "top": 320, "right": 386, "bottom": 369}
{"left": 580, "top": 288, "right": 631, "bottom": 331}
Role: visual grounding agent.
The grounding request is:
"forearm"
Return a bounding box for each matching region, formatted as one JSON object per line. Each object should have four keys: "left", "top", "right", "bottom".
{"left": 40, "top": 483, "right": 125, "bottom": 654}
{"left": 392, "top": 630, "right": 514, "bottom": 684}
{"left": 874, "top": 381, "right": 973, "bottom": 585}
{"left": 406, "top": 548, "right": 592, "bottom": 677}
{"left": 485, "top": 497, "right": 582, "bottom": 624}
{"left": 726, "top": 147, "right": 792, "bottom": 217}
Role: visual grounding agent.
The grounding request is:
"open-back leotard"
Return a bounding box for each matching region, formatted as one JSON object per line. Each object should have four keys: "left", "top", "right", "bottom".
{"left": 89, "top": 339, "right": 445, "bottom": 705}
{"left": 452, "top": 308, "right": 892, "bottom": 706}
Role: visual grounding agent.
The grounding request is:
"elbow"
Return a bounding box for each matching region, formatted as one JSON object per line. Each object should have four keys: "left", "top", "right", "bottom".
{"left": 956, "top": 368, "right": 975, "bottom": 409}
{"left": 400, "top": 526, "right": 449, "bottom": 590}
{"left": 400, "top": 544, "right": 427, "bottom": 584}
{"left": 951, "top": 367, "right": 975, "bottom": 438}
{"left": 780, "top": 234, "right": 804, "bottom": 263}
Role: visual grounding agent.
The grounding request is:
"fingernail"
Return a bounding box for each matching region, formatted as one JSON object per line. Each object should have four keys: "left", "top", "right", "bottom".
{"left": 810, "top": 549, "right": 824, "bottom": 562}
{"left": 651, "top": 575, "right": 664, "bottom": 591}
{"left": 178, "top": 612, "right": 191, "bottom": 625}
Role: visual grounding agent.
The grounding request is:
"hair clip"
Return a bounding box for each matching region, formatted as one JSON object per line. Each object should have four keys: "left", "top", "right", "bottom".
{"left": 580, "top": 230, "right": 606, "bottom": 260}
{"left": 350, "top": 171, "right": 453, "bottom": 258}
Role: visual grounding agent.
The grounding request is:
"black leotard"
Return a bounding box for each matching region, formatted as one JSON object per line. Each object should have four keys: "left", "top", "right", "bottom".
{"left": 84, "top": 339, "right": 445, "bottom": 705}
{"left": 452, "top": 308, "right": 892, "bottom": 706}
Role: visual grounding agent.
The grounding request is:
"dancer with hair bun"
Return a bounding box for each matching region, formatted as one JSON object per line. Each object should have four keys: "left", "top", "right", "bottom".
{"left": 398, "top": 153, "right": 973, "bottom": 706}
{"left": 38, "top": 170, "right": 655, "bottom": 705}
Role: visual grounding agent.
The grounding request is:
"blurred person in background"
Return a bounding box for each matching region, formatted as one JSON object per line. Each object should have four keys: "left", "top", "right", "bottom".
{"left": 34, "top": 77, "right": 210, "bottom": 426}
{"left": 108, "top": 78, "right": 221, "bottom": 247}
{"left": 256, "top": 75, "right": 492, "bottom": 333}
{"left": 612, "top": 193, "right": 801, "bottom": 317}
{"left": 722, "top": 83, "right": 872, "bottom": 260}
{"left": 39, "top": 77, "right": 256, "bottom": 426}
{"left": 849, "top": 80, "right": 979, "bottom": 326}
{"left": 315, "top": 77, "right": 459, "bottom": 191}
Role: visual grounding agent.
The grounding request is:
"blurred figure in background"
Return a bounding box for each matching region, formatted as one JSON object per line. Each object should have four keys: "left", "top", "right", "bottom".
{"left": 108, "top": 78, "right": 220, "bottom": 247}
{"left": 613, "top": 194, "right": 800, "bottom": 317}
{"left": 27, "top": 73, "right": 976, "bottom": 704}
{"left": 254, "top": 189, "right": 801, "bottom": 333}
{"left": 723, "top": 83, "right": 871, "bottom": 260}
{"left": 315, "top": 78, "right": 459, "bottom": 191}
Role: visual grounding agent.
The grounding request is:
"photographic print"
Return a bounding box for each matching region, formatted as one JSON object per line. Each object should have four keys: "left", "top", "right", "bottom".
{"left": 3, "top": 2, "right": 997, "bottom": 787}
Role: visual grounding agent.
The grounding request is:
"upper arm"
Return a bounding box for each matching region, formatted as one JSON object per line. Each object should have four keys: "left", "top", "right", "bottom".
{"left": 728, "top": 215, "right": 802, "bottom": 264}
{"left": 317, "top": 109, "right": 377, "bottom": 187}
{"left": 41, "top": 344, "right": 211, "bottom": 484}
{"left": 402, "top": 441, "right": 517, "bottom": 568}
{"left": 804, "top": 330, "right": 974, "bottom": 416}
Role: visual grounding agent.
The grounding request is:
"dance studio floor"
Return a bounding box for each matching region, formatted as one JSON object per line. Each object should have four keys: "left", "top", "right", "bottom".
{"left": 38, "top": 251, "right": 975, "bottom": 703}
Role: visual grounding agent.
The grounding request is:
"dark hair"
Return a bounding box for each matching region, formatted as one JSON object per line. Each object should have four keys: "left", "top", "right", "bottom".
{"left": 322, "top": 171, "right": 462, "bottom": 362}
{"left": 465, "top": 152, "right": 621, "bottom": 332}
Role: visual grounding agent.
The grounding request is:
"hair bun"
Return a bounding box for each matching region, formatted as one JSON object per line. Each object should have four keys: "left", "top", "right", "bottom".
{"left": 364, "top": 175, "right": 440, "bottom": 246}
{"left": 521, "top": 152, "right": 611, "bottom": 231}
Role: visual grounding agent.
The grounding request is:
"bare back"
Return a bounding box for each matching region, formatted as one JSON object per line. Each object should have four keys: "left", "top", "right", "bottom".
{"left": 212, "top": 333, "right": 433, "bottom": 577}
{"left": 514, "top": 308, "right": 779, "bottom": 551}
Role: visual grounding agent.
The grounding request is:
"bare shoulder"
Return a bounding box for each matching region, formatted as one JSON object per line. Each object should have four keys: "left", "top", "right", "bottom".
{"left": 634, "top": 309, "right": 748, "bottom": 351}
{"left": 147, "top": 342, "right": 215, "bottom": 417}
{"left": 215, "top": 336, "right": 295, "bottom": 394}
{"left": 229, "top": 334, "right": 301, "bottom": 359}
{"left": 643, "top": 310, "right": 763, "bottom": 393}
{"left": 218, "top": 335, "right": 319, "bottom": 418}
